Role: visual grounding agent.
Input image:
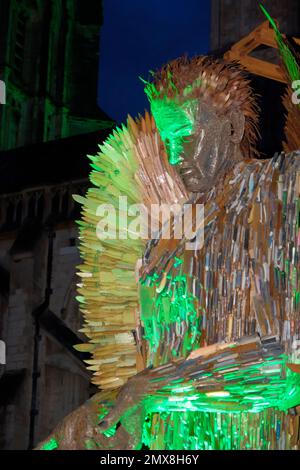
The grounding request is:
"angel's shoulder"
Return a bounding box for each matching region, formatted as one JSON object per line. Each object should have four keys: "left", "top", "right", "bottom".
{"left": 270, "top": 150, "right": 300, "bottom": 176}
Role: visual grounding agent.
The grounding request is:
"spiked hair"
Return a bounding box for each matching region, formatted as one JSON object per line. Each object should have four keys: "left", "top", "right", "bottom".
{"left": 144, "top": 56, "right": 260, "bottom": 158}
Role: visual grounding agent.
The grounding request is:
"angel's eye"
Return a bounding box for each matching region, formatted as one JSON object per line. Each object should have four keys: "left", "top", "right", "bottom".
{"left": 166, "top": 138, "right": 184, "bottom": 165}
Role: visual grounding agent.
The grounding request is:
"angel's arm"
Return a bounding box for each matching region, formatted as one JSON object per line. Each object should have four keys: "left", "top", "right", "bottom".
{"left": 99, "top": 334, "right": 300, "bottom": 433}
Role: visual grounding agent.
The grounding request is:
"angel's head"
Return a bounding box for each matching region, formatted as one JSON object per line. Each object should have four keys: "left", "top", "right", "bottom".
{"left": 144, "top": 56, "right": 259, "bottom": 192}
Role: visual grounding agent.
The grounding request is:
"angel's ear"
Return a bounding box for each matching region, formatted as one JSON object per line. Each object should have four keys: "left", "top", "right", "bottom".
{"left": 230, "top": 109, "right": 245, "bottom": 144}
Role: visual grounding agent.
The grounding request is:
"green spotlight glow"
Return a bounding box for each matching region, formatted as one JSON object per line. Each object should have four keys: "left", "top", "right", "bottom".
{"left": 40, "top": 438, "right": 59, "bottom": 450}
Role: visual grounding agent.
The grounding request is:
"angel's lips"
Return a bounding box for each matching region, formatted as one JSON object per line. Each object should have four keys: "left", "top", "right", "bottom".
{"left": 179, "top": 165, "right": 205, "bottom": 191}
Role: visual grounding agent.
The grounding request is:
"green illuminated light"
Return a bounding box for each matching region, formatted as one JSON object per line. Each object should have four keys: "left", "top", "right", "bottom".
{"left": 142, "top": 74, "right": 197, "bottom": 165}
{"left": 206, "top": 391, "right": 231, "bottom": 398}
{"left": 40, "top": 438, "right": 58, "bottom": 450}
{"left": 98, "top": 405, "right": 117, "bottom": 438}
{"left": 261, "top": 3, "right": 300, "bottom": 85}
{"left": 150, "top": 97, "right": 196, "bottom": 165}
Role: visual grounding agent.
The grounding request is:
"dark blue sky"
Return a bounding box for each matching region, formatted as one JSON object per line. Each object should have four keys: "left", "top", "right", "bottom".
{"left": 98, "top": 0, "right": 211, "bottom": 123}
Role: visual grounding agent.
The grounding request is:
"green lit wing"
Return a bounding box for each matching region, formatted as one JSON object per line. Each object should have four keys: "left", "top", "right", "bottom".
{"left": 73, "top": 121, "right": 144, "bottom": 389}
{"left": 73, "top": 112, "right": 188, "bottom": 390}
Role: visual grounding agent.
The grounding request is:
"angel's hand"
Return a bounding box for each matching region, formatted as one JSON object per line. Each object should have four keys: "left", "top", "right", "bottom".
{"left": 97, "top": 341, "right": 248, "bottom": 432}
{"left": 97, "top": 367, "right": 170, "bottom": 433}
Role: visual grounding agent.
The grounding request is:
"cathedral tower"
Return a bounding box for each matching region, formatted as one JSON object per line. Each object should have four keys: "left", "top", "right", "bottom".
{"left": 0, "top": 0, "right": 111, "bottom": 151}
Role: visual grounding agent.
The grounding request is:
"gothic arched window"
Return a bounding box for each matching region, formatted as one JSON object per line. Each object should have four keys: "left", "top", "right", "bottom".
{"left": 14, "top": 10, "right": 27, "bottom": 74}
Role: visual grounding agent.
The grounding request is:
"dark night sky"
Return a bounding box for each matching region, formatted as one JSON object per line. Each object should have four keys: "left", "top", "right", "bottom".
{"left": 98, "top": 0, "right": 211, "bottom": 123}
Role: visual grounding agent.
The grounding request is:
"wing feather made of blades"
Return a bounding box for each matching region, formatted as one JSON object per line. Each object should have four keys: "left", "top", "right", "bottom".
{"left": 73, "top": 111, "right": 188, "bottom": 390}
{"left": 261, "top": 4, "right": 300, "bottom": 152}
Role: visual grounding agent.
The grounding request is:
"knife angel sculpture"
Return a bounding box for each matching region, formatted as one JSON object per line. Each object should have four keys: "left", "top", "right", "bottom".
{"left": 37, "top": 11, "right": 300, "bottom": 450}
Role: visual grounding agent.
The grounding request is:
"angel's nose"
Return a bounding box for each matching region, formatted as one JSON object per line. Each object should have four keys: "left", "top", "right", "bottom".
{"left": 167, "top": 139, "right": 182, "bottom": 165}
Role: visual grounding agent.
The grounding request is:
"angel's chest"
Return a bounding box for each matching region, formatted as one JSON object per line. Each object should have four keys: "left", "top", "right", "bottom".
{"left": 141, "top": 164, "right": 299, "bottom": 363}
{"left": 141, "top": 203, "right": 257, "bottom": 365}
{"left": 183, "top": 203, "right": 255, "bottom": 345}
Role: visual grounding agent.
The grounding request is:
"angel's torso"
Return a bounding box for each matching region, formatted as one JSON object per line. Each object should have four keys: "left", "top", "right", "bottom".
{"left": 140, "top": 152, "right": 300, "bottom": 367}
{"left": 136, "top": 151, "right": 300, "bottom": 450}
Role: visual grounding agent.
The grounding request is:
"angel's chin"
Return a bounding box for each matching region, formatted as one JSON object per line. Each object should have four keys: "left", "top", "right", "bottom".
{"left": 182, "top": 176, "right": 211, "bottom": 193}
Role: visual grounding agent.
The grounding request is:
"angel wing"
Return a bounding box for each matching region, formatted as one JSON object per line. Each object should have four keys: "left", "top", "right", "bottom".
{"left": 73, "top": 111, "right": 188, "bottom": 390}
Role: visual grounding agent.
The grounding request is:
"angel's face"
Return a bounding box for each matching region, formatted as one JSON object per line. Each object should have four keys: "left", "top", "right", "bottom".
{"left": 151, "top": 96, "right": 197, "bottom": 166}
{"left": 152, "top": 97, "right": 244, "bottom": 193}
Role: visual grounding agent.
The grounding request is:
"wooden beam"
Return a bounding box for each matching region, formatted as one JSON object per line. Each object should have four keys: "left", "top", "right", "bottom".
{"left": 235, "top": 55, "right": 287, "bottom": 83}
